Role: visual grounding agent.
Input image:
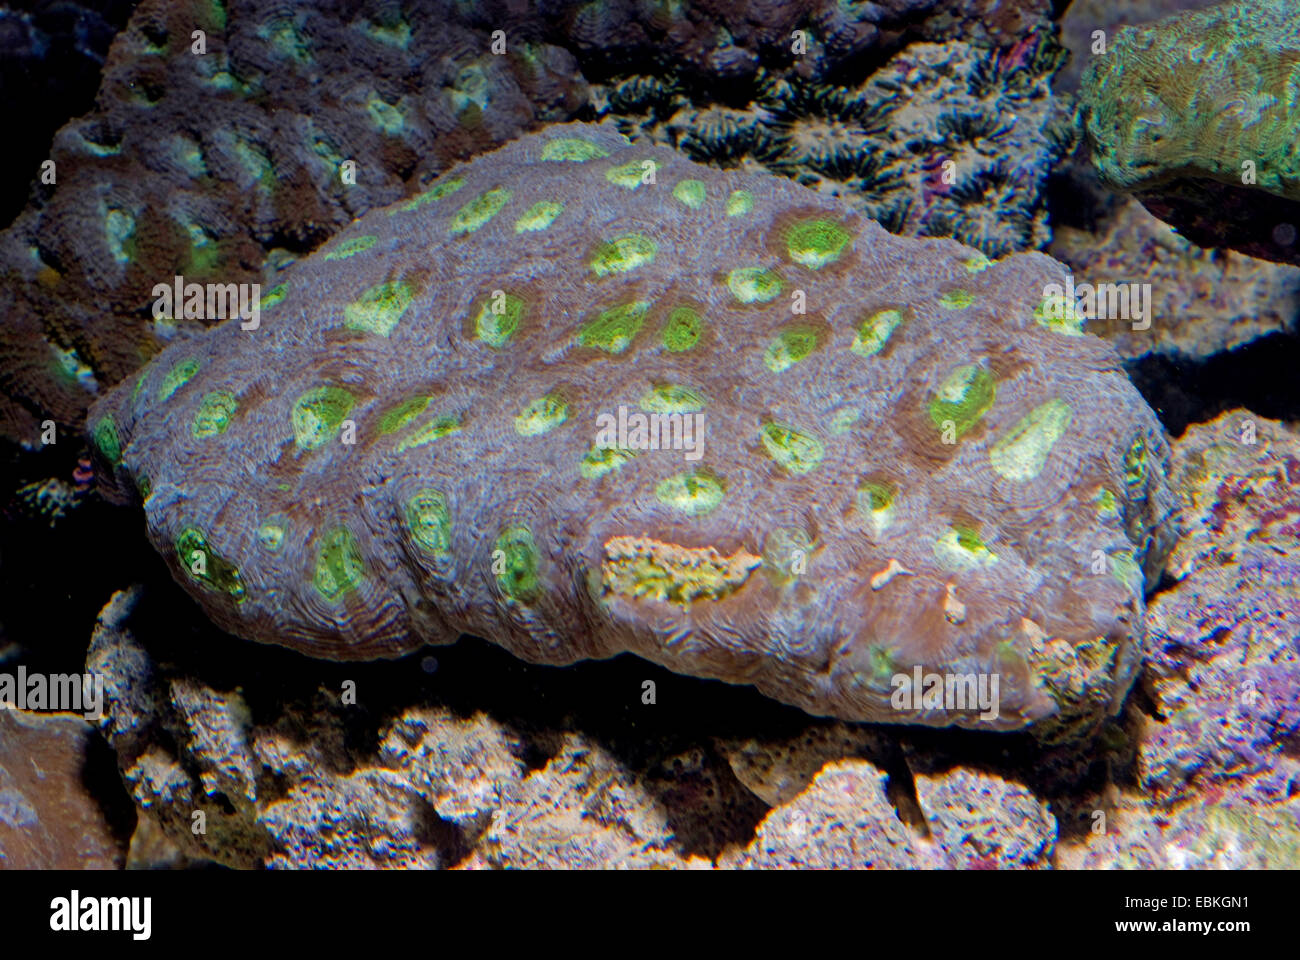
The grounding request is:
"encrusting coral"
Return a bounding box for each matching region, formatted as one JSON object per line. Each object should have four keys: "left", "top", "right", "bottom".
{"left": 89, "top": 121, "right": 1175, "bottom": 737}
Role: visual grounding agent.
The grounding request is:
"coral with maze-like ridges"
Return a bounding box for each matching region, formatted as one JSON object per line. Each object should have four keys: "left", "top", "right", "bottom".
{"left": 90, "top": 122, "right": 1175, "bottom": 738}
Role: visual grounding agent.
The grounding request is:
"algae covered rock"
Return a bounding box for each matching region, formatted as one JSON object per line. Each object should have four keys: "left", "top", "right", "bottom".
{"left": 89, "top": 120, "right": 1174, "bottom": 735}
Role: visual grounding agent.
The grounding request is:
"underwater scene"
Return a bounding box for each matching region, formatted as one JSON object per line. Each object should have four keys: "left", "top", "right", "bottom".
{"left": 0, "top": 0, "right": 1297, "bottom": 874}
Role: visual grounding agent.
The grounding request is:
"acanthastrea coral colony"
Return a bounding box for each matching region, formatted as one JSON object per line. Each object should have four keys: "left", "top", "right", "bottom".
{"left": 90, "top": 121, "right": 1174, "bottom": 738}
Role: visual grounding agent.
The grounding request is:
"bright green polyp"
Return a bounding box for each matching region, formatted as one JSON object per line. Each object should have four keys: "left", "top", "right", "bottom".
{"left": 857, "top": 480, "right": 896, "bottom": 536}
{"left": 989, "top": 399, "right": 1073, "bottom": 481}
{"left": 475, "top": 293, "right": 526, "bottom": 347}
{"left": 655, "top": 470, "right": 724, "bottom": 516}
{"left": 260, "top": 283, "right": 287, "bottom": 311}
{"left": 662, "top": 306, "right": 702, "bottom": 352}
{"left": 929, "top": 364, "right": 995, "bottom": 439}
{"left": 256, "top": 521, "right": 285, "bottom": 552}
{"left": 324, "top": 235, "right": 377, "bottom": 260}
{"left": 93, "top": 416, "right": 122, "bottom": 465}
{"left": 580, "top": 444, "right": 636, "bottom": 480}
{"left": 939, "top": 290, "right": 975, "bottom": 309}
{"left": 933, "top": 525, "right": 998, "bottom": 570}
{"left": 514, "top": 200, "right": 564, "bottom": 233}
{"left": 379, "top": 396, "right": 430, "bottom": 435}
{"left": 605, "top": 158, "right": 657, "bottom": 189}
{"left": 494, "top": 525, "right": 541, "bottom": 602}
{"left": 727, "top": 267, "right": 782, "bottom": 303}
{"left": 590, "top": 234, "right": 657, "bottom": 277}
{"left": 449, "top": 187, "right": 511, "bottom": 235}
{"left": 540, "top": 138, "right": 609, "bottom": 162}
{"left": 159, "top": 358, "right": 200, "bottom": 402}
{"left": 579, "top": 301, "right": 649, "bottom": 353}
{"left": 192, "top": 391, "right": 237, "bottom": 438}
{"left": 176, "top": 526, "right": 245, "bottom": 599}
{"left": 759, "top": 422, "right": 825, "bottom": 474}
{"left": 726, "top": 190, "right": 754, "bottom": 216}
{"left": 639, "top": 384, "right": 704, "bottom": 413}
{"left": 673, "top": 179, "right": 706, "bottom": 209}
{"left": 344, "top": 280, "right": 413, "bottom": 336}
{"left": 786, "top": 219, "right": 852, "bottom": 269}
{"left": 852, "top": 309, "right": 904, "bottom": 357}
{"left": 406, "top": 489, "right": 452, "bottom": 557}
{"left": 764, "top": 327, "right": 818, "bottom": 372}
{"left": 399, "top": 176, "right": 464, "bottom": 212}
{"left": 515, "top": 393, "right": 569, "bottom": 436}
{"left": 292, "top": 386, "right": 354, "bottom": 449}
{"left": 314, "top": 526, "right": 364, "bottom": 601}
{"left": 395, "top": 416, "right": 461, "bottom": 452}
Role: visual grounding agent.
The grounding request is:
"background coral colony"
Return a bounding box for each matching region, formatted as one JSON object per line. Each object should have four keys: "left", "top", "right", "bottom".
{"left": 0, "top": 0, "right": 1296, "bottom": 873}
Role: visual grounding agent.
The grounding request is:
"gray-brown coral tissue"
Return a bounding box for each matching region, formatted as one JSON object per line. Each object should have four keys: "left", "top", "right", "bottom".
{"left": 88, "top": 121, "right": 1176, "bottom": 739}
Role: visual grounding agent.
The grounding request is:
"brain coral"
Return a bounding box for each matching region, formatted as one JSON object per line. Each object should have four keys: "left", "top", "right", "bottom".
{"left": 89, "top": 121, "right": 1175, "bottom": 736}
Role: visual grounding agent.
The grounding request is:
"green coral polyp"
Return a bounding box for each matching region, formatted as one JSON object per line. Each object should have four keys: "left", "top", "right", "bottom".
{"left": 449, "top": 187, "right": 511, "bottom": 235}
{"left": 256, "top": 522, "right": 285, "bottom": 552}
{"left": 639, "top": 384, "right": 705, "bottom": 413}
{"left": 405, "top": 489, "right": 453, "bottom": 557}
{"left": 159, "top": 359, "right": 200, "bottom": 402}
{"left": 662, "top": 306, "right": 702, "bottom": 351}
{"left": 324, "top": 235, "right": 378, "bottom": 260}
{"left": 378, "top": 396, "right": 431, "bottom": 435}
{"left": 515, "top": 393, "right": 570, "bottom": 436}
{"left": 727, "top": 267, "right": 782, "bottom": 303}
{"left": 292, "top": 386, "right": 355, "bottom": 449}
{"left": 314, "top": 527, "right": 364, "bottom": 601}
{"left": 764, "top": 326, "right": 819, "bottom": 372}
{"left": 989, "top": 399, "right": 1074, "bottom": 482}
{"left": 579, "top": 301, "right": 650, "bottom": 353}
{"left": 176, "top": 526, "right": 245, "bottom": 599}
{"left": 93, "top": 416, "right": 122, "bottom": 465}
{"left": 785, "top": 219, "right": 852, "bottom": 269}
{"left": 399, "top": 176, "right": 465, "bottom": 213}
{"left": 192, "top": 391, "right": 238, "bottom": 438}
{"left": 395, "top": 415, "right": 462, "bottom": 452}
{"left": 344, "top": 280, "right": 414, "bottom": 337}
{"left": 541, "top": 138, "right": 610, "bottom": 162}
{"left": 260, "top": 283, "right": 287, "bottom": 311}
{"left": 1124, "top": 437, "right": 1147, "bottom": 487}
{"left": 673, "top": 179, "right": 706, "bottom": 209}
{"left": 858, "top": 480, "right": 896, "bottom": 536}
{"left": 939, "top": 290, "right": 975, "bottom": 309}
{"left": 580, "top": 444, "right": 636, "bottom": 480}
{"left": 590, "top": 234, "right": 657, "bottom": 277}
{"left": 852, "top": 309, "right": 904, "bottom": 357}
{"left": 514, "top": 201, "right": 564, "bottom": 233}
{"left": 474, "top": 293, "right": 526, "bottom": 347}
{"left": 655, "top": 470, "right": 725, "bottom": 516}
{"left": 726, "top": 190, "right": 754, "bottom": 216}
{"left": 494, "top": 525, "right": 541, "bottom": 602}
{"left": 759, "top": 422, "right": 825, "bottom": 474}
{"left": 929, "top": 364, "right": 995, "bottom": 439}
{"left": 934, "top": 524, "right": 998, "bottom": 570}
{"left": 605, "top": 158, "right": 658, "bottom": 189}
